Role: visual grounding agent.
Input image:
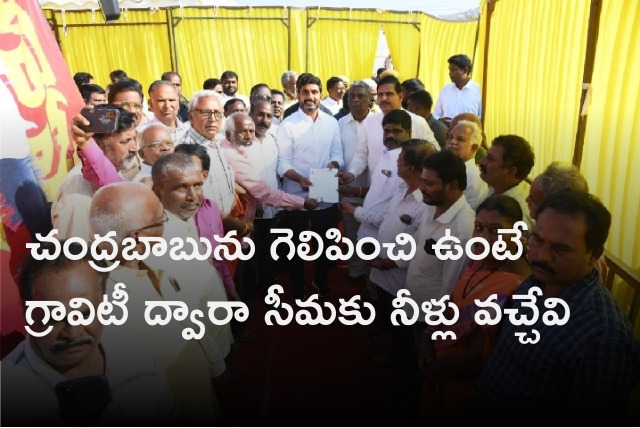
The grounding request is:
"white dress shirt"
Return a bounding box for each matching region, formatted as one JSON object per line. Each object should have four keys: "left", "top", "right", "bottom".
{"left": 338, "top": 113, "right": 369, "bottom": 203}
{"left": 276, "top": 109, "right": 344, "bottom": 210}
{"left": 434, "top": 80, "right": 482, "bottom": 119}
{"left": 245, "top": 125, "right": 280, "bottom": 219}
{"left": 51, "top": 164, "right": 96, "bottom": 241}
{"left": 144, "top": 116, "right": 190, "bottom": 143}
{"left": 354, "top": 147, "right": 403, "bottom": 240}
{"left": 320, "top": 96, "right": 342, "bottom": 115}
{"left": 369, "top": 182, "right": 426, "bottom": 295}
{"left": 132, "top": 162, "right": 152, "bottom": 183}
{"left": 177, "top": 127, "right": 235, "bottom": 214}
{"left": 396, "top": 194, "right": 475, "bottom": 318}
{"left": 464, "top": 157, "right": 488, "bottom": 210}
{"left": 348, "top": 110, "right": 439, "bottom": 183}
{"left": 483, "top": 180, "right": 534, "bottom": 231}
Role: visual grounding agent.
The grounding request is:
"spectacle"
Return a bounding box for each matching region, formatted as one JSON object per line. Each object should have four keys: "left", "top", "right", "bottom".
{"left": 195, "top": 108, "right": 224, "bottom": 120}
{"left": 128, "top": 212, "right": 169, "bottom": 236}
{"left": 117, "top": 101, "right": 142, "bottom": 110}
{"left": 144, "top": 140, "right": 174, "bottom": 149}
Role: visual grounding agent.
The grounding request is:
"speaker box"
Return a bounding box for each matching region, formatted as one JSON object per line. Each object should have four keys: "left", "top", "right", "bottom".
{"left": 99, "top": 0, "right": 121, "bottom": 23}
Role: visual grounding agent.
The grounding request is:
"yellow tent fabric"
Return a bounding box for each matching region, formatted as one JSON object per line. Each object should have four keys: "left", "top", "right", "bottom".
{"left": 582, "top": 0, "right": 640, "bottom": 271}
{"left": 382, "top": 11, "right": 421, "bottom": 81}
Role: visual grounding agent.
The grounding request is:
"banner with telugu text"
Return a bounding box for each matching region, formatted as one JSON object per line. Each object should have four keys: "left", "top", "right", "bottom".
{"left": 1, "top": 0, "right": 84, "bottom": 341}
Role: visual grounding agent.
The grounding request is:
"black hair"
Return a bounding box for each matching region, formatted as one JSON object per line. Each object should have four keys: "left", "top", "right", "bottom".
{"left": 174, "top": 144, "right": 211, "bottom": 172}
{"left": 326, "top": 76, "right": 344, "bottom": 91}
{"left": 19, "top": 241, "right": 107, "bottom": 304}
{"left": 448, "top": 54, "right": 473, "bottom": 73}
{"left": 401, "top": 78, "right": 425, "bottom": 94}
{"left": 271, "top": 89, "right": 285, "bottom": 99}
{"left": 161, "top": 71, "right": 180, "bottom": 81}
{"left": 536, "top": 190, "right": 611, "bottom": 251}
{"left": 400, "top": 139, "right": 437, "bottom": 170}
{"left": 382, "top": 109, "right": 411, "bottom": 131}
{"left": 250, "top": 83, "right": 271, "bottom": 96}
{"left": 422, "top": 150, "right": 467, "bottom": 190}
{"left": 377, "top": 75, "right": 402, "bottom": 94}
{"left": 203, "top": 78, "right": 222, "bottom": 90}
{"left": 296, "top": 73, "right": 323, "bottom": 92}
{"left": 73, "top": 72, "right": 93, "bottom": 88}
{"left": 407, "top": 90, "right": 434, "bottom": 111}
{"left": 224, "top": 98, "right": 246, "bottom": 114}
{"left": 476, "top": 194, "right": 523, "bottom": 225}
{"left": 109, "top": 69, "right": 128, "bottom": 81}
{"left": 220, "top": 70, "right": 239, "bottom": 81}
{"left": 80, "top": 83, "right": 106, "bottom": 102}
{"left": 491, "top": 135, "right": 535, "bottom": 181}
{"left": 107, "top": 78, "right": 144, "bottom": 103}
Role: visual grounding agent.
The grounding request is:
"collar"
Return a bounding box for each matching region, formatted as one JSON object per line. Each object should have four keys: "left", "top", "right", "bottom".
{"left": 435, "top": 194, "right": 469, "bottom": 224}
{"left": 187, "top": 126, "right": 216, "bottom": 147}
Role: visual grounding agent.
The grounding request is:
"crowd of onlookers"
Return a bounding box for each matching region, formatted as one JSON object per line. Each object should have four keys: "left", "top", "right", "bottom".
{"left": 2, "top": 53, "right": 639, "bottom": 426}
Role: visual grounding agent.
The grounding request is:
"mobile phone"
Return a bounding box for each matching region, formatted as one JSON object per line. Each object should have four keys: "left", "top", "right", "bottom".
{"left": 80, "top": 108, "right": 120, "bottom": 133}
{"left": 55, "top": 375, "right": 112, "bottom": 425}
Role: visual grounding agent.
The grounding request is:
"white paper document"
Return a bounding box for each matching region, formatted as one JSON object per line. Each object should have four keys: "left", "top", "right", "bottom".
{"left": 309, "top": 168, "right": 339, "bottom": 203}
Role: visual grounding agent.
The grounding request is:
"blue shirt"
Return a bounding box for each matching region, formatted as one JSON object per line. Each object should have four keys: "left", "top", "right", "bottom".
{"left": 472, "top": 269, "right": 640, "bottom": 425}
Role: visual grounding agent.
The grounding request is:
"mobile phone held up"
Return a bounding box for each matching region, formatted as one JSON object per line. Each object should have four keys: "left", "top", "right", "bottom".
{"left": 80, "top": 107, "right": 120, "bottom": 134}
{"left": 55, "top": 375, "right": 112, "bottom": 425}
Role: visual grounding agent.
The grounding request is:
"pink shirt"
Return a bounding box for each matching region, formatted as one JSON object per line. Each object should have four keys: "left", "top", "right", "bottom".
{"left": 78, "top": 140, "right": 235, "bottom": 290}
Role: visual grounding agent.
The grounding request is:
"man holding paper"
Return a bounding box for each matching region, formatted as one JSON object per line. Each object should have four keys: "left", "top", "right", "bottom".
{"left": 276, "top": 73, "right": 344, "bottom": 299}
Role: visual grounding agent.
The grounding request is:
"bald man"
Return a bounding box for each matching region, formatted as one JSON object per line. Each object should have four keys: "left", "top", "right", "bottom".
{"left": 90, "top": 182, "right": 221, "bottom": 425}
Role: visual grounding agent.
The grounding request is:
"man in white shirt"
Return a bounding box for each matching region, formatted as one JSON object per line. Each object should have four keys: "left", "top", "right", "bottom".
{"left": 146, "top": 80, "right": 190, "bottom": 142}
{"left": 336, "top": 80, "right": 373, "bottom": 285}
{"left": 281, "top": 70, "right": 298, "bottom": 109}
{"left": 339, "top": 75, "right": 439, "bottom": 187}
{"left": 320, "top": 76, "right": 346, "bottom": 115}
{"left": 446, "top": 120, "right": 488, "bottom": 209}
{"left": 132, "top": 123, "right": 174, "bottom": 183}
{"left": 479, "top": 134, "right": 535, "bottom": 230}
{"left": 394, "top": 150, "right": 475, "bottom": 320}
{"left": 220, "top": 70, "right": 250, "bottom": 106}
{"left": 276, "top": 73, "right": 344, "bottom": 299}
{"left": 52, "top": 105, "right": 138, "bottom": 241}
{"left": 433, "top": 54, "right": 482, "bottom": 126}
{"left": 2, "top": 246, "right": 177, "bottom": 426}
{"left": 177, "top": 90, "right": 236, "bottom": 214}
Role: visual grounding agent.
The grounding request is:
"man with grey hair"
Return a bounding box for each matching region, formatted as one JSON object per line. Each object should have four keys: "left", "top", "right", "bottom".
{"left": 281, "top": 70, "right": 298, "bottom": 108}
{"left": 89, "top": 182, "right": 221, "bottom": 425}
{"left": 446, "top": 120, "right": 488, "bottom": 209}
{"left": 132, "top": 123, "right": 174, "bottom": 183}
{"left": 527, "top": 161, "right": 589, "bottom": 219}
{"left": 146, "top": 80, "right": 190, "bottom": 141}
{"left": 177, "top": 90, "right": 236, "bottom": 215}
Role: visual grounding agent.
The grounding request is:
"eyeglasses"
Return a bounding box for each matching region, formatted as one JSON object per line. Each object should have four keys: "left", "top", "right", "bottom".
{"left": 255, "top": 94, "right": 272, "bottom": 102}
{"left": 117, "top": 101, "right": 142, "bottom": 110}
{"left": 128, "top": 212, "right": 169, "bottom": 236}
{"left": 144, "top": 140, "right": 174, "bottom": 149}
{"left": 195, "top": 108, "right": 223, "bottom": 119}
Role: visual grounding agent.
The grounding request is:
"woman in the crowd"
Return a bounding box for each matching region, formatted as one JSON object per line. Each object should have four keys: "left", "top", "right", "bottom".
{"left": 418, "top": 194, "right": 531, "bottom": 424}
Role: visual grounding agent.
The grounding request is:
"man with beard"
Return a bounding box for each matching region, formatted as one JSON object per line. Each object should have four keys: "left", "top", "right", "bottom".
{"left": 220, "top": 70, "right": 250, "bottom": 106}
{"left": 395, "top": 150, "right": 474, "bottom": 321}
{"left": 276, "top": 72, "right": 343, "bottom": 299}
{"left": 53, "top": 104, "right": 138, "bottom": 240}
{"left": 1, "top": 244, "right": 177, "bottom": 426}
{"left": 473, "top": 190, "right": 640, "bottom": 426}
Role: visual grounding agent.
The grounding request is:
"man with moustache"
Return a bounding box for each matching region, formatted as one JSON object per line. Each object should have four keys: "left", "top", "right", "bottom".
{"left": 473, "top": 190, "right": 640, "bottom": 426}
{"left": 220, "top": 70, "right": 250, "bottom": 106}
{"left": 276, "top": 72, "right": 343, "bottom": 299}
{"left": 147, "top": 80, "right": 190, "bottom": 142}
{"left": 339, "top": 75, "right": 438, "bottom": 187}
{"left": 178, "top": 90, "right": 236, "bottom": 215}
{"left": 108, "top": 78, "right": 146, "bottom": 127}
{"left": 1, "top": 245, "right": 177, "bottom": 426}
{"left": 270, "top": 89, "right": 286, "bottom": 124}
{"left": 394, "top": 150, "right": 475, "bottom": 320}
{"left": 478, "top": 134, "right": 535, "bottom": 229}
{"left": 53, "top": 104, "right": 138, "bottom": 241}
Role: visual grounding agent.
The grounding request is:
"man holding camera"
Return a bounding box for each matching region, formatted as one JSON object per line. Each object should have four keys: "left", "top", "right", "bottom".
{"left": 52, "top": 104, "right": 138, "bottom": 241}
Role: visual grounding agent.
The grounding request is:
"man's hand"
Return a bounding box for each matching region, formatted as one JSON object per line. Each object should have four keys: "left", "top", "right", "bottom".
{"left": 367, "top": 257, "right": 386, "bottom": 270}
{"left": 338, "top": 201, "right": 356, "bottom": 215}
{"left": 326, "top": 161, "right": 339, "bottom": 170}
{"left": 71, "top": 113, "right": 95, "bottom": 150}
{"left": 338, "top": 185, "right": 358, "bottom": 197}
{"left": 297, "top": 176, "right": 312, "bottom": 191}
{"left": 303, "top": 198, "right": 318, "bottom": 211}
{"left": 337, "top": 171, "right": 355, "bottom": 184}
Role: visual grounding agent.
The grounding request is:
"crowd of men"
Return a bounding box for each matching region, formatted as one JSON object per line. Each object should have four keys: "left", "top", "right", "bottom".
{"left": 2, "top": 53, "right": 639, "bottom": 426}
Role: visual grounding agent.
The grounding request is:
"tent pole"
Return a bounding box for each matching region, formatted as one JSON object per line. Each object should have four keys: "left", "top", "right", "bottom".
{"left": 167, "top": 9, "right": 178, "bottom": 72}
{"left": 480, "top": 0, "right": 496, "bottom": 130}
{"left": 572, "top": 0, "right": 602, "bottom": 168}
